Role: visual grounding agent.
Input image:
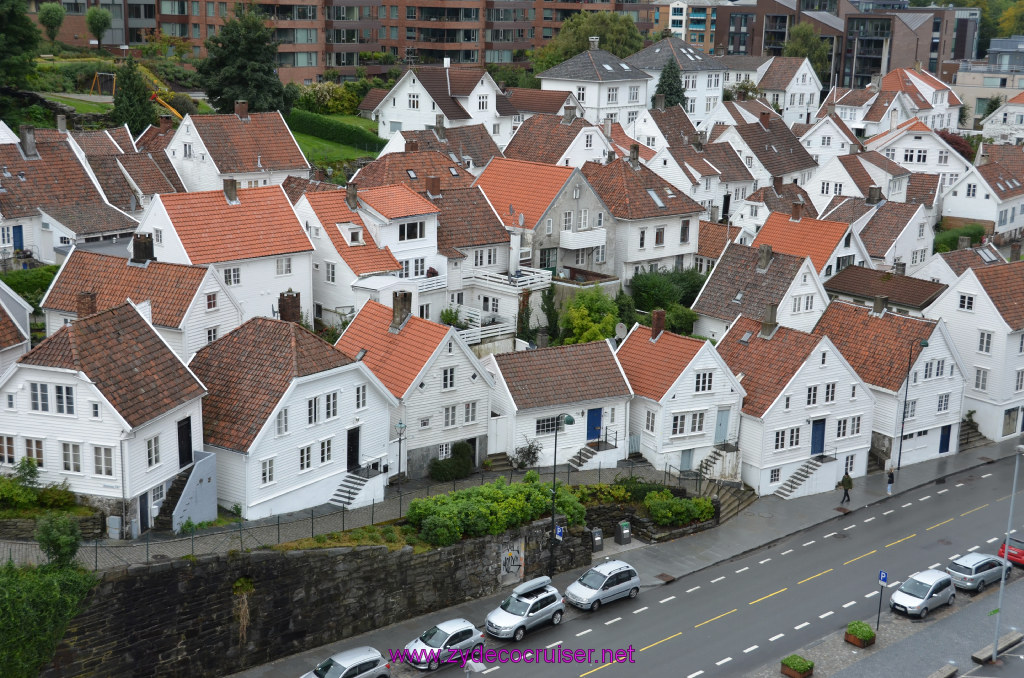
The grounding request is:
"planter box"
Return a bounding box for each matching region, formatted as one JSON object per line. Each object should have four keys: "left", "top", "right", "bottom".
{"left": 781, "top": 664, "right": 813, "bottom": 678}
{"left": 844, "top": 631, "right": 875, "bottom": 648}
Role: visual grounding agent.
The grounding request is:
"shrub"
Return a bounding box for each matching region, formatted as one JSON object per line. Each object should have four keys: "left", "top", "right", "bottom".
{"left": 284, "top": 108, "right": 386, "bottom": 151}
{"left": 380, "top": 525, "right": 397, "bottom": 543}
{"left": 0, "top": 266, "right": 59, "bottom": 313}
{"left": 934, "top": 223, "right": 986, "bottom": 253}
{"left": 570, "top": 483, "right": 632, "bottom": 505}
{"left": 35, "top": 480, "right": 75, "bottom": 509}
{"left": 692, "top": 497, "right": 715, "bottom": 523}
{"left": 420, "top": 513, "right": 462, "bottom": 546}
{"left": 614, "top": 476, "right": 665, "bottom": 503}
{"left": 35, "top": 513, "right": 82, "bottom": 568}
{"left": 0, "top": 476, "right": 37, "bottom": 510}
{"left": 642, "top": 490, "right": 712, "bottom": 527}
{"left": 14, "top": 457, "right": 40, "bottom": 490}
{"left": 428, "top": 443, "right": 472, "bottom": 482}
{"left": 512, "top": 439, "right": 541, "bottom": 469}
{"left": 168, "top": 91, "right": 198, "bottom": 116}
{"left": 145, "top": 59, "right": 202, "bottom": 89}
{"left": 781, "top": 655, "right": 813, "bottom": 673}
{"left": 846, "top": 620, "right": 875, "bottom": 642}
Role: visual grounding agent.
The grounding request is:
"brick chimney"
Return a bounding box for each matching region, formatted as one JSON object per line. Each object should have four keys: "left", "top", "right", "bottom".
{"left": 759, "top": 303, "right": 778, "bottom": 338}
{"left": 695, "top": 130, "right": 707, "bottom": 151}
{"left": 827, "top": 103, "right": 836, "bottom": 117}
{"left": 958, "top": 235, "right": 971, "bottom": 250}
{"left": 278, "top": 290, "right": 300, "bottom": 323}
{"left": 390, "top": 291, "right": 412, "bottom": 332}
{"left": 19, "top": 126, "right": 37, "bottom": 158}
{"left": 131, "top": 233, "right": 155, "bottom": 264}
{"left": 435, "top": 114, "right": 446, "bottom": 140}
{"left": 425, "top": 175, "right": 441, "bottom": 198}
{"left": 76, "top": 291, "right": 97, "bottom": 318}
{"left": 894, "top": 261, "right": 907, "bottom": 275}
{"left": 872, "top": 295, "right": 888, "bottom": 315}
{"left": 234, "top": 100, "right": 249, "bottom": 120}
{"left": 606, "top": 149, "right": 616, "bottom": 163}
{"left": 1011, "top": 242, "right": 1022, "bottom": 262}
{"left": 563, "top": 106, "right": 577, "bottom": 124}
{"left": 346, "top": 181, "right": 358, "bottom": 210}
{"left": 772, "top": 176, "right": 783, "bottom": 194}
{"left": 223, "top": 178, "right": 238, "bottom": 203}
{"left": 407, "top": 140, "right": 419, "bottom": 152}
{"left": 757, "top": 244, "right": 773, "bottom": 271}
{"left": 629, "top": 143, "right": 640, "bottom": 169}
{"left": 589, "top": 36, "right": 600, "bottom": 50}
{"left": 791, "top": 200, "right": 803, "bottom": 221}
{"left": 651, "top": 309, "right": 666, "bottom": 340}
{"left": 867, "top": 185, "right": 882, "bottom": 205}
{"left": 655, "top": 93, "right": 665, "bottom": 111}
{"left": 759, "top": 110, "right": 771, "bottom": 129}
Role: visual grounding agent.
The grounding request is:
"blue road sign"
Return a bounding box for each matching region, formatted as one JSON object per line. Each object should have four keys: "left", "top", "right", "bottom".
{"left": 555, "top": 525, "right": 564, "bottom": 541}
{"left": 879, "top": 570, "right": 888, "bottom": 586}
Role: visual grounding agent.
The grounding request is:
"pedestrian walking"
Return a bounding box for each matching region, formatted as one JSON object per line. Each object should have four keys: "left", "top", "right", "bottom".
{"left": 841, "top": 472, "right": 853, "bottom": 504}
{"left": 887, "top": 468, "right": 895, "bottom": 496}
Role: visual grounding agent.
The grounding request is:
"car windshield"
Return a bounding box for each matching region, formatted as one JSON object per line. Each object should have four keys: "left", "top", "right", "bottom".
{"left": 578, "top": 570, "right": 606, "bottom": 590}
{"left": 500, "top": 596, "right": 530, "bottom": 616}
{"left": 898, "top": 578, "right": 933, "bottom": 599}
{"left": 313, "top": 658, "right": 345, "bottom": 678}
{"left": 948, "top": 563, "right": 973, "bottom": 575}
{"left": 419, "top": 626, "right": 447, "bottom": 648}
{"left": 1008, "top": 537, "right": 1024, "bottom": 550}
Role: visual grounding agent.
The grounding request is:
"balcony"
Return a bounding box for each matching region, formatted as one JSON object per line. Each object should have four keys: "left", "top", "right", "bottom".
{"left": 450, "top": 305, "right": 515, "bottom": 345}
{"left": 417, "top": 274, "right": 448, "bottom": 292}
{"left": 559, "top": 227, "right": 606, "bottom": 250}
{"left": 463, "top": 266, "right": 552, "bottom": 292}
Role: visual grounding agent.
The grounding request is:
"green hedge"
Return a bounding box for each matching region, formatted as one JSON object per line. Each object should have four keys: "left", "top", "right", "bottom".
{"left": 934, "top": 223, "right": 986, "bottom": 253}
{"left": 284, "top": 108, "right": 386, "bottom": 152}
{"left": 0, "top": 265, "right": 59, "bottom": 313}
{"left": 428, "top": 441, "right": 474, "bottom": 482}
{"left": 643, "top": 490, "right": 715, "bottom": 527}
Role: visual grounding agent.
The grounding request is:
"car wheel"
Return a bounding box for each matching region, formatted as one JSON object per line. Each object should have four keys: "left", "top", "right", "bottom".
{"left": 629, "top": 587, "right": 639, "bottom": 599}
{"left": 948, "top": 593, "right": 955, "bottom": 607}
{"left": 513, "top": 627, "right": 525, "bottom": 642}
{"left": 919, "top": 607, "right": 928, "bottom": 619}
{"left": 590, "top": 599, "right": 601, "bottom": 612}
{"left": 977, "top": 580, "right": 986, "bottom": 593}
{"left": 428, "top": 658, "right": 440, "bottom": 671}
{"left": 551, "top": 610, "right": 563, "bottom": 626}
{"left": 1005, "top": 568, "right": 1012, "bottom": 581}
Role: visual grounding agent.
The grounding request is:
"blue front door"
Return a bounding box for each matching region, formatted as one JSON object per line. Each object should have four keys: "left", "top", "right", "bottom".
{"left": 939, "top": 424, "right": 951, "bottom": 453}
{"left": 811, "top": 419, "right": 826, "bottom": 455}
{"left": 587, "top": 408, "right": 602, "bottom": 441}
{"left": 12, "top": 225, "right": 23, "bottom": 251}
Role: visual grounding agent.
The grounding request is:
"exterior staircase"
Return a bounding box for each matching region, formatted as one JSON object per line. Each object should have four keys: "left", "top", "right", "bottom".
{"left": 567, "top": 446, "right": 597, "bottom": 470}
{"left": 698, "top": 448, "right": 724, "bottom": 478}
{"left": 693, "top": 477, "right": 756, "bottom": 523}
{"left": 328, "top": 473, "right": 370, "bottom": 508}
{"left": 774, "top": 456, "right": 830, "bottom": 500}
{"left": 959, "top": 419, "right": 989, "bottom": 451}
{"left": 485, "top": 453, "right": 514, "bottom": 474}
{"left": 153, "top": 465, "right": 194, "bottom": 532}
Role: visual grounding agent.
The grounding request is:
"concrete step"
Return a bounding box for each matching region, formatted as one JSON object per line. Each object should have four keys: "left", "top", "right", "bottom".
{"left": 328, "top": 473, "right": 370, "bottom": 508}
{"left": 485, "top": 453, "right": 514, "bottom": 473}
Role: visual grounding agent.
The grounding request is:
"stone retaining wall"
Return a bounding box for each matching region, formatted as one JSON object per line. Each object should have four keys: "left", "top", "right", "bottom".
{"left": 0, "top": 513, "right": 103, "bottom": 540}
{"left": 585, "top": 497, "right": 718, "bottom": 544}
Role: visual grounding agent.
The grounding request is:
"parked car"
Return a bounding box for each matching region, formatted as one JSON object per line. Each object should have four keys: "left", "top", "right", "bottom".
{"left": 485, "top": 576, "right": 565, "bottom": 641}
{"left": 564, "top": 560, "right": 640, "bottom": 612}
{"left": 301, "top": 646, "right": 391, "bottom": 678}
{"left": 997, "top": 537, "right": 1024, "bottom": 566}
{"left": 889, "top": 570, "right": 955, "bottom": 618}
{"left": 946, "top": 553, "right": 1012, "bottom": 592}
{"left": 404, "top": 618, "right": 485, "bottom": 671}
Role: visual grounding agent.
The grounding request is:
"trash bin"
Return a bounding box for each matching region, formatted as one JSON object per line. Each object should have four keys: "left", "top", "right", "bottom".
{"left": 592, "top": 528, "right": 604, "bottom": 552}
{"left": 615, "top": 520, "right": 631, "bottom": 545}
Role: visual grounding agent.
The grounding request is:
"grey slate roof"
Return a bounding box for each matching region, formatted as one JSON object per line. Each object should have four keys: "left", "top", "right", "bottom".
{"left": 626, "top": 37, "right": 722, "bottom": 73}
{"left": 714, "top": 55, "right": 771, "bottom": 71}
{"left": 693, "top": 243, "right": 807, "bottom": 323}
{"left": 492, "top": 341, "right": 631, "bottom": 410}
{"left": 733, "top": 117, "right": 817, "bottom": 176}
{"left": 538, "top": 48, "right": 651, "bottom": 82}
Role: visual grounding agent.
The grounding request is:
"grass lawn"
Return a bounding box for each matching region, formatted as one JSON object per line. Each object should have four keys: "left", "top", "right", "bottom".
{"left": 293, "top": 131, "right": 377, "bottom": 164}
{"left": 327, "top": 114, "right": 378, "bottom": 133}
{"left": 275, "top": 523, "right": 432, "bottom": 554}
{"left": 40, "top": 94, "right": 112, "bottom": 114}
{"left": 196, "top": 100, "right": 215, "bottom": 114}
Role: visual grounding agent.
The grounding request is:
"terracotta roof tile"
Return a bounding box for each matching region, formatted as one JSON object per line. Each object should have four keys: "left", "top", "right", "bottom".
{"left": 159, "top": 185, "right": 312, "bottom": 264}
{"left": 906, "top": 172, "right": 942, "bottom": 206}
{"left": 758, "top": 57, "right": 807, "bottom": 92}
{"left": 863, "top": 92, "right": 899, "bottom": 122}
{"left": 752, "top": 212, "right": 851, "bottom": 271}
{"left": 358, "top": 183, "right": 439, "bottom": 219}
{"left": 648, "top": 104, "right": 697, "bottom": 145}
{"left": 610, "top": 124, "right": 655, "bottom": 161}
{"left": 432, "top": 186, "right": 509, "bottom": 258}
{"left": 399, "top": 125, "right": 503, "bottom": 170}
{"left": 697, "top": 220, "right": 741, "bottom": 259}
{"left": 973, "top": 260, "right": 1024, "bottom": 331}
{"left": 864, "top": 116, "right": 931, "bottom": 146}
{"left": 189, "top": 318, "right": 351, "bottom": 451}
{"left": 692, "top": 244, "right": 807, "bottom": 323}
{"left": 746, "top": 184, "right": 819, "bottom": 218}
{"left": 984, "top": 144, "right": 1024, "bottom": 175}
{"left": 136, "top": 121, "right": 175, "bottom": 152}
{"left": 733, "top": 117, "right": 817, "bottom": 176}
{"left": 43, "top": 250, "right": 209, "bottom": 327}
{"left": 537, "top": 48, "right": 651, "bottom": 83}
{"left": 402, "top": 67, "right": 473, "bottom": 120}
{"left": 716, "top": 316, "right": 820, "bottom": 416}
{"left": 355, "top": 150, "right": 474, "bottom": 192}
{"left": 837, "top": 154, "right": 879, "bottom": 195}
{"left": 504, "top": 88, "right": 574, "bottom": 114}
{"left": 504, "top": 114, "right": 593, "bottom": 165}
{"left": 304, "top": 192, "right": 400, "bottom": 276}
{"left": 358, "top": 88, "right": 390, "bottom": 112}
{"left": 616, "top": 325, "right": 704, "bottom": 400}
{"left": 701, "top": 142, "right": 755, "bottom": 182}
{"left": 859, "top": 150, "right": 911, "bottom": 177}
{"left": 580, "top": 159, "right": 702, "bottom": 220}
{"left": 492, "top": 341, "right": 630, "bottom": 410}
{"left": 18, "top": 303, "right": 204, "bottom": 427}
{"left": 939, "top": 244, "right": 1006, "bottom": 276}
{"left": 281, "top": 175, "right": 342, "bottom": 204}
{"left": 820, "top": 196, "right": 874, "bottom": 224}
{"left": 335, "top": 300, "right": 450, "bottom": 398}
{"left": 188, "top": 112, "right": 308, "bottom": 173}
{"left": 474, "top": 158, "right": 574, "bottom": 229}
{"left": 813, "top": 301, "right": 935, "bottom": 391}
{"left": 70, "top": 128, "right": 130, "bottom": 155}
{"left": 978, "top": 161, "right": 1024, "bottom": 201}
{"left": 823, "top": 266, "right": 946, "bottom": 308}
{"left": 858, "top": 201, "right": 922, "bottom": 258}
{"left": 0, "top": 304, "right": 27, "bottom": 349}
{"left": 816, "top": 87, "right": 877, "bottom": 118}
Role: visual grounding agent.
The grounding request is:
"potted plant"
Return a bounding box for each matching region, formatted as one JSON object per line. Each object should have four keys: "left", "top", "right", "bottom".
{"left": 780, "top": 654, "right": 813, "bottom": 678}
{"left": 844, "top": 620, "right": 876, "bottom": 648}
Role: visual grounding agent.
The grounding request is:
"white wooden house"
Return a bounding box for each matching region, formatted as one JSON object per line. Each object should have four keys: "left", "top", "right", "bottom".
{"left": 712, "top": 112, "right": 818, "bottom": 189}
{"left": 879, "top": 67, "right": 963, "bottom": 133}
{"left": 648, "top": 142, "right": 755, "bottom": 222}
{"left": 816, "top": 87, "right": 914, "bottom": 139}
{"left": 863, "top": 117, "right": 970, "bottom": 192}
{"left": 0, "top": 278, "right": 31, "bottom": 373}
{"left": 806, "top": 151, "right": 911, "bottom": 213}
{"left": 941, "top": 158, "right": 1024, "bottom": 241}
{"left": 980, "top": 92, "right": 1024, "bottom": 144}
{"left": 625, "top": 37, "right": 725, "bottom": 124}
{"left": 795, "top": 114, "right": 863, "bottom": 165}
{"left": 912, "top": 242, "right": 1006, "bottom": 287}
{"left": 756, "top": 57, "right": 822, "bottom": 127}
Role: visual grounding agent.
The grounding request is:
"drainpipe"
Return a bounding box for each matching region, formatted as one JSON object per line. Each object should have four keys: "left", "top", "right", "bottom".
{"left": 119, "top": 437, "right": 129, "bottom": 539}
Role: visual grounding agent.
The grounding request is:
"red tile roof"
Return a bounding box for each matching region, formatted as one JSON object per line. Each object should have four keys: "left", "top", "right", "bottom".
{"left": 973, "top": 261, "right": 1024, "bottom": 331}
{"left": 19, "top": 303, "right": 204, "bottom": 427}
{"left": 864, "top": 117, "right": 931, "bottom": 146}
{"left": 189, "top": 112, "right": 308, "bottom": 173}
{"left": 813, "top": 301, "right": 935, "bottom": 391}
{"left": 858, "top": 150, "right": 911, "bottom": 177}
{"left": 189, "top": 317, "right": 352, "bottom": 451}
{"left": 0, "top": 304, "right": 27, "bottom": 349}
{"left": 159, "top": 185, "right": 312, "bottom": 265}
{"left": 732, "top": 117, "right": 817, "bottom": 177}
{"left": 746, "top": 184, "right": 819, "bottom": 219}
{"left": 580, "top": 159, "right": 702, "bottom": 220}
{"left": 354, "top": 150, "right": 474, "bottom": 193}
{"left": 281, "top": 175, "right": 342, "bottom": 204}
{"left": 816, "top": 87, "right": 877, "bottom": 118}
{"left": 939, "top": 244, "right": 1006, "bottom": 276}
{"left": 823, "top": 265, "right": 946, "bottom": 309}
{"left": 432, "top": 186, "right": 509, "bottom": 258}
{"left": 304, "top": 192, "right": 401, "bottom": 276}
{"left": 358, "top": 88, "right": 390, "bottom": 112}
{"left": 858, "top": 202, "right": 923, "bottom": 258}
{"left": 610, "top": 124, "right": 655, "bottom": 161}
{"left": 1009, "top": 92, "right": 1024, "bottom": 105}
{"left": 906, "top": 172, "right": 942, "bottom": 207}
{"left": 399, "top": 125, "right": 503, "bottom": 170}
{"left": 474, "top": 158, "right": 574, "bottom": 229}
{"left": 752, "top": 211, "right": 851, "bottom": 271}
{"left": 977, "top": 161, "right": 1024, "bottom": 201}
{"left": 692, "top": 244, "right": 808, "bottom": 323}
{"left": 358, "top": 183, "right": 439, "bottom": 219}
{"left": 616, "top": 325, "right": 704, "bottom": 401}
{"left": 335, "top": 300, "right": 450, "bottom": 398}
{"left": 837, "top": 154, "right": 879, "bottom": 196}
{"left": 697, "top": 220, "right": 741, "bottom": 260}
{"left": 492, "top": 341, "right": 631, "bottom": 410}
{"left": 758, "top": 57, "right": 808, "bottom": 92}
{"left": 504, "top": 88, "right": 573, "bottom": 114}
{"left": 503, "top": 114, "right": 593, "bottom": 165}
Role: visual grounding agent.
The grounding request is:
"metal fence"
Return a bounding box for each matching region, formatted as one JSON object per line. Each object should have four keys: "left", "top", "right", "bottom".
{"left": 1, "top": 462, "right": 682, "bottom": 572}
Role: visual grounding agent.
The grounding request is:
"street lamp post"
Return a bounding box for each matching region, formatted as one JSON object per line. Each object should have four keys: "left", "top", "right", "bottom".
{"left": 896, "top": 339, "right": 928, "bottom": 471}
{"left": 395, "top": 420, "right": 407, "bottom": 517}
{"left": 549, "top": 413, "right": 575, "bottom": 577}
{"left": 993, "top": 445, "right": 1024, "bottom": 662}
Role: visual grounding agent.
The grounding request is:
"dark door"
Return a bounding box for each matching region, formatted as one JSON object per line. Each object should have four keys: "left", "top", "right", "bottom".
{"left": 347, "top": 426, "right": 360, "bottom": 470}
{"left": 811, "top": 419, "right": 826, "bottom": 455}
{"left": 721, "top": 193, "right": 731, "bottom": 221}
{"left": 177, "top": 417, "right": 193, "bottom": 468}
{"left": 939, "top": 424, "right": 951, "bottom": 453}
{"left": 12, "top": 225, "right": 23, "bottom": 251}
{"left": 587, "top": 408, "right": 602, "bottom": 441}
{"left": 139, "top": 490, "right": 149, "bottom": 533}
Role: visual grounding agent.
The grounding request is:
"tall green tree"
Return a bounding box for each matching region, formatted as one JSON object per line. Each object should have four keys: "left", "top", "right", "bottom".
{"left": 782, "top": 23, "right": 830, "bottom": 85}
{"left": 0, "top": 0, "right": 41, "bottom": 89}
{"left": 532, "top": 11, "right": 644, "bottom": 73}
{"left": 561, "top": 286, "right": 618, "bottom": 345}
{"left": 999, "top": 1, "right": 1024, "bottom": 39}
{"left": 111, "top": 57, "right": 157, "bottom": 135}
{"left": 38, "top": 2, "right": 66, "bottom": 49}
{"left": 85, "top": 6, "right": 112, "bottom": 51}
{"left": 197, "top": 6, "right": 292, "bottom": 113}
{"left": 652, "top": 58, "right": 686, "bottom": 108}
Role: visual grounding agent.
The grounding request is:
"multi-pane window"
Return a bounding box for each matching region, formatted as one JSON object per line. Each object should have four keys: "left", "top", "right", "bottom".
{"left": 324, "top": 392, "right": 337, "bottom": 419}
{"left": 0, "top": 436, "right": 13, "bottom": 464}
{"left": 464, "top": 401, "right": 477, "bottom": 423}
{"left": 695, "top": 371, "right": 713, "bottom": 392}
{"left": 680, "top": 219, "right": 690, "bottom": 243}
{"left": 836, "top": 418, "right": 848, "bottom": 438}
{"left": 62, "top": 442, "right": 81, "bottom": 473}
{"left": 824, "top": 383, "right": 835, "bottom": 403}
{"left": 959, "top": 294, "right": 974, "bottom": 310}
{"left": 904, "top": 400, "right": 917, "bottom": 419}
{"left": 936, "top": 359, "right": 945, "bottom": 376}
{"left": 924, "top": 361, "right": 934, "bottom": 379}
{"left": 975, "top": 368, "right": 988, "bottom": 391}
{"left": 206, "top": 293, "right": 217, "bottom": 309}
{"left": 672, "top": 414, "right": 686, "bottom": 435}
{"left": 938, "top": 150, "right": 949, "bottom": 165}
{"left": 91, "top": 445, "right": 112, "bottom": 476}
{"left": 607, "top": 87, "right": 618, "bottom": 104}
{"left": 399, "top": 221, "right": 425, "bottom": 241}
{"left": 55, "top": 385, "right": 74, "bottom": 414}
{"left": 261, "top": 458, "right": 274, "bottom": 484}
{"left": 966, "top": 183, "right": 977, "bottom": 197}
{"left": 276, "top": 257, "right": 292, "bottom": 275}
{"left": 629, "top": 85, "right": 639, "bottom": 103}
{"left": 25, "top": 439, "right": 43, "bottom": 467}
{"left": 978, "top": 331, "right": 992, "bottom": 353}
{"left": 444, "top": 405, "right": 458, "bottom": 428}
{"left": 326, "top": 262, "right": 336, "bottom": 283}
{"left": 645, "top": 410, "right": 656, "bottom": 432}
{"left": 1017, "top": 370, "right": 1024, "bottom": 392}
{"left": 147, "top": 437, "right": 160, "bottom": 467}
{"left": 207, "top": 328, "right": 217, "bottom": 343}
{"left": 789, "top": 427, "right": 800, "bottom": 447}
{"left": 690, "top": 412, "right": 705, "bottom": 433}
{"left": 770, "top": 468, "right": 781, "bottom": 483}
{"left": 536, "top": 416, "right": 563, "bottom": 435}
{"left": 478, "top": 94, "right": 488, "bottom": 111}
{"left": 299, "top": 445, "right": 312, "bottom": 471}
{"left": 224, "top": 267, "right": 240, "bottom": 285}
{"left": 438, "top": 442, "right": 451, "bottom": 460}
{"left": 851, "top": 416, "right": 861, "bottom": 435}
{"left": 307, "top": 396, "right": 320, "bottom": 424}
{"left": 774, "top": 430, "right": 786, "bottom": 450}
{"left": 408, "top": 93, "right": 419, "bottom": 109}
{"left": 845, "top": 454, "right": 855, "bottom": 474}
{"left": 276, "top": 409, "right": 288, "bottom": 435}
{"left": 321, "top": 439, "right": 332, "bottom": 463}
{"left": 938, "top": 393, "right": 950, "bottom": 411}
{"left": 355, "top": 385, "right": 367, "bottom": 409}
{"left": 807, "top": 386, "right": 818, "bottom": 405}
{"left": 563, "top": 211, "right": 573, "bottom": 230}
{"left": 30, "top": 383, "right": 49, "bottom": 412}
{"left": 442, "top": 367, "right": 455, "bottom": 389}
{"left": 655, "top": 227, "right": 665, "bottom": 246}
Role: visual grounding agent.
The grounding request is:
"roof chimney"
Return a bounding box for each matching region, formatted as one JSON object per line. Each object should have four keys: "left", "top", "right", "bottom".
{"left": 772, "top": 176, "right": 783, "bottom": 194}
{"left": 894, "top": 261, "right": 906, "bottom": 275}
{"left": 958, "top": 235, "right": 971, "bottom": 250}
{"left": 978, "top": 151, "right": 989, "bottom": 167}
{"left": 759, "top": 110, "right": 771, "bottom": 129}
{"left": 56, "top": 115, "right": 67, "bottom": 133}
{"left": 629, "top": 144, "right": 640, "bottom": 169}
{"left": 711, "top": 204, "right": 720, "bottom": 223}
{"left": 606, "top": 149, "right": 616, "bottom": 163}
{"left": 278, "top": 290, "right": 300, "bottom": 323}
{"left": 563, "top": 106, "right": 577, "bottom": 124}
{"left": 346, "top": 181, "right": 358, "bottom": 210}
{"left": 1011, "top": 241, "right": 1021, "bottom": 262}
{"left": 827, "top": 103, "right": 836, "bottom": 117}
{"left": 791, "top": 200, "right": 803, "bottom": 221}
{"left": 759, "top": 303, "right": 778, "bottom": 338}
{"left": 390, "top": 291, "right": 412, "bottom": 332}
{"left": 695, "top": 130, "right": 707, "bottom": 151}
{"left": 914, "top": 60, "right": 922, "bottom": 73}
{"left": 889, "top": 109, "right": 897, "bottom": 132}
{"left": 589, "top": 36, "right": 600, "bottom": 51}
{"left": 425, "top": 175, "right": 441, "bottom": 198}
{"left": 76, "top": 291, "right": 97, "bottom": 319}
{"left": 757, "top": 244, "right": 773, "bottom": 271}
{"left": 872, "top": 295, "right": 888, "bottom": 315}
{"left": 867, "top": 185, "right": 882, "bottom": 205}
{"left": 655, "top": 93, "right": 665, "bottom": 111}
{"left": 18, "top": 125, "right": 37, "bottom": 158}
{"left": 223, "top": 178, "right": 238, "bottom": 203}
{"left": 604, "top": 116, "right": 612, "bottom": 139}
{"left": 407, "top": 139, "right": 419, "bottom": 152}
{"left": 435, "top": 114, "right": 446, "bottom": 140}
{"left": 234, "top": 100, "right": 249, "bottom": 120}
{"left": 651, "top": 309, "right": 666, "bottom": 340}
{"left": 131, "top": 233, "right": 155, "bottom": 264}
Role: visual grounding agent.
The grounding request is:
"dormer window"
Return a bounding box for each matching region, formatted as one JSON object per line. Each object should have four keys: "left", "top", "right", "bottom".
{"left": 349, "top": 226, "right": 363, "bottom": 245}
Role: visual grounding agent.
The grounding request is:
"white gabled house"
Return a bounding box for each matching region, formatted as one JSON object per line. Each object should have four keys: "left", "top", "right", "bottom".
{"left": 712, "top": 112, "right": 818, "bottom": 189}
{"left": 863, "top": 117, "right": 970, "bottom": 192}
{"left": 616, "top": 314, "right": 745, "bottom": 476}
{"left": 752, "top": 208, "right": 874, "bottom": 281}
{"left": 980, "top": 92, "right": 1024, "bottom": 144}
{"left": 0, "top": 278, "right": 31, "bottom": 373}
{"left": 795, "top": 114, "right": 863, "bottom": 166}
{"left": 483, "top": 340, "right": 633, "bottom": 470}
{"left": 879, "top": 67, "right": 963, "bottom": 133}
{"left": 188, "top": 317, "right": 398, "bottom": 520}
{"left": 806, "top": 151, "right": 911, "bottom": 213}
{"left": 716, "top": 314, "right": 875, "bottom": 499}
{"left": 756, "top": 57, "right": 822, "bottom": 127}
{"left": 815, "top": 87, "right": 914, "bottom": 140}
{"left": 912, "top": 242, "right": 1006, "bottom": 287}
{"left": 649, "top": 141, "right": 756, "bottom": 221}
{"left": 941, "top": 155, "right": 1024, "bottom": 241}
{"left": 625, "top": 37, "right": 724, "bottom": 124}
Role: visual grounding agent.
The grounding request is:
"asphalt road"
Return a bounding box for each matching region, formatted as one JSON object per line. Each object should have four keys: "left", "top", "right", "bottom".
{"left": 230, "top": 459, "right": 1024, "bottom": 678}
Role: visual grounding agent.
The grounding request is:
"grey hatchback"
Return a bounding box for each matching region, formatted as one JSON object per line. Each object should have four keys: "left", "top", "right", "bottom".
{"left": 889, "top": 570, "right": 955, "bottom": 618}
{"left": 485, "top": 576, "right": 565, "bottom": 642}
{"left": 564, "top": 560, "right": 640, "bottom": 612}
{"left": 301, "top": 646, "right": 391, "bottom": 678}
{"left": 946, "top": 553, "right": 1012, "bottom": 592}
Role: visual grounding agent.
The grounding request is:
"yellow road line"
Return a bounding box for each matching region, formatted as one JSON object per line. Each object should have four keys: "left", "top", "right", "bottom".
{"left": 844, "top": 550, "right": 877, "bottom": 565}
{"left": 885, "top": 533, "right": 917, "bottom": 548}
{"left": 927, "top": 519, "right": 954, "bottom": 531}
{"left": 749, "top": 588, "right": 788, "bottom": 605}
{"left": 638, "top": 631, "right": 683, "bottom": 652}
{"left": 580, "top": 662, "right": 616, "bottom": 677}
{"left": 695, "top": 609, "right": 737, "bottom": 628}
{"left": 798, "top": 568, "right": 833, "bottom": 584}
{"left": 961, "top": 504, "right": 989, "bottom": 516}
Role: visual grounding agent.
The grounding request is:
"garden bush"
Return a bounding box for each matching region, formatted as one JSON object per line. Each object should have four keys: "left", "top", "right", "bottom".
{"left": 846, "top": 620, "right": 875, "bottom": 642}
{"left": 35, "top": 480, "right": 75, "bottom": 510}
{"left": 934, "top": 223, "right": 986, "bottom": 253}
{"left": 144, "top": 59, "right": 202, "bottom": 89}
{"left": 428, "top": 441, "right": 474, "bottom": 481}
{"left": 781, "top": 655, "right": 813, "bottom": 673}
{"left": 0, "top": 266, "right": 59, "bottom": 313}
{"left": 28, "top": 60, "right": 113, "bottom": 92}
{"left": 613, "top": 476, "right": 665, "bottom": 503}
{"left": 643, "top": 490, "right": 713, "bottom": 527}
{"left": 284, "top": 108, "right": 386, "bottom": 151}
{"left": 570, "top": 483, "right": 632, "bottom": 505}
{"left": 35, "top": 513, "right": 82, "bottom": 568}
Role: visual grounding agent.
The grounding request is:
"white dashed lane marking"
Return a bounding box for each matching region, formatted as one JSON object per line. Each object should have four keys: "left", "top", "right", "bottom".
{"left": 983, "top": 473, "right": 993, "bottom": 478}
{"left": 744, "top": 645, "right": 759, "bottom": 654}
{"left": 919, "top": 496, "right": 931, "bottom": 502}
{"left": 902, "top": 503, "right": 913, "bottom": 508}
{"left": 633, "top": 607, "right": 648, "bottom": 614}
{"left": 760, "top": 558, "right": 772, "bottom": 564}
{"left": 660, "top": 596, "right": 676, "bottom": 604}
{"left": 686, "top": 586, "right": 701, "bottom": 593}
{"left": 819, "top": 611, "right": 834, "bottom": 619}
{"left": 938, "top": 489, "right": 949, "bottom": 494}
{"left": 883, "top": 510, "right": 894, "bottom": 515}
{"left": 716, "top": 657, "right": 733, "bottom": 666}
{"left": 803, "top": 541, "right": 815, "bottom": 547}
{"left": 781, "top": 549, "right": 794, "bottom": 555}
{"left": 888, "top": 581, "right": 901, "bottom": 588}
{"left": 949, "top": 554, "right": 961, "bottom": 560}
{"left": 736, "top": 567, "right": 749, "bottom": 574}
{"left": 842, "top": 601, "right": 856, "bottom": 608}
{"left": 988, "top": 538, "right": 1001, "bottom": 544}
{"left": 968, "top": 545, "right": 980, "bottom": 552}
{"left": 956, "top": 483, "right": 965, "bottom": 487}
{"left": 605, "top": 618, "right": 621, "bottom": 626}
{"left": 576, "top": 629, "right": 591, "bottom": 637}
{"left": 711, "top": 576, "right": 726, "bottom": 583}
{"left": 769, "top": 634, "right": 785, "bottom": 642}
{"left": 824, "top": 532, "right": 837, "bottom": 538}
{"left": 546, "top": 641, "right": 562, "bottom": 649}
{"left": 865, "top": 591, "right": 878, "bottom": 598}
{"left": 687, "top": 671, "right": 704, "bottom": 678}
{"left": 864, "top": 517, "right": 875, "bottom": 523}
{"left": 928, "top": 563, "right": 941, "bottom": 569}
{"left": 795, "top": 622, "right": 810, "bottom": 630}
{"left": 483, "top": 667, "right": 500, "bottom": 674}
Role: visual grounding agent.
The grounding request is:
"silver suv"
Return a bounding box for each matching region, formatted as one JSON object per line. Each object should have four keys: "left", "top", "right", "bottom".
{"left": 889, "top": 570, "right": 955, "bottom": 618}
{"left": 946, "top": 553, "right": 1012, "bottom": 592}
{"left": 301, "top": 646, "right": 391, "bottom": 678}
{"left": 485, "top": 576, "right": 565, "bottom": 641}
{"left": 564, "top": 560, "right": 640, "bottom": 612}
